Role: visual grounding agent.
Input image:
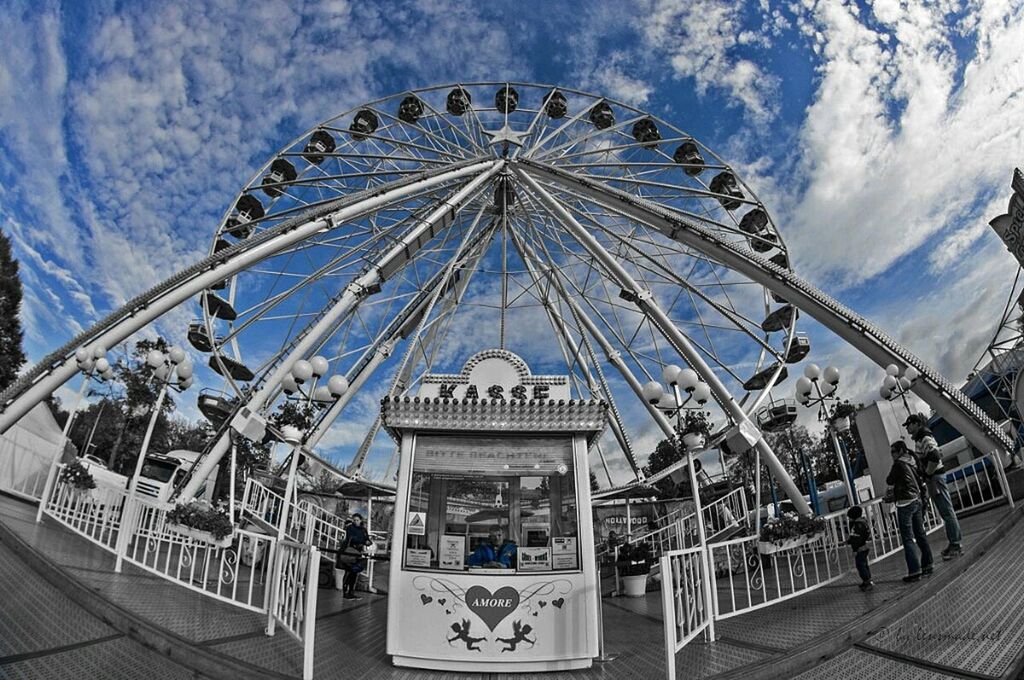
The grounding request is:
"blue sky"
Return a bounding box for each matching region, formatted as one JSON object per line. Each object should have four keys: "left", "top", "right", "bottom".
{"left": 1, "top": 0, "right": 1023, "bottom": 482}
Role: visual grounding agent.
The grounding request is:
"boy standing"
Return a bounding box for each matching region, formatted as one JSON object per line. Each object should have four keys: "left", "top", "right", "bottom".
{"left": 846, "top": 505, "right": 873, "bottom": 590}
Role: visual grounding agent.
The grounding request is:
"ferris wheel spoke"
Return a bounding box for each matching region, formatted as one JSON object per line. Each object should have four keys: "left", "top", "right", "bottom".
{"left": 508, "top": 222, "right": 675, "bottom": 444}
{"left": 416, "top": 99, "right": 487, "bottom": 156}
{"left": 530, "top": 111, "right": 649, "bottom": 164}
{"left": 371, "top": 105, "right": 476, "bottom": 161}
{"left": 522, "top": 97, "right": 599, "bottom": 158}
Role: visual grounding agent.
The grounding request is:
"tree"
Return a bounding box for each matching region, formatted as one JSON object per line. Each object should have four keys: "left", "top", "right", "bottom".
{"left": 642, "top": 436, "right": 686, "bottom": 498}
{"left": 0, "top": 229, "right": 25, "bottom": 391}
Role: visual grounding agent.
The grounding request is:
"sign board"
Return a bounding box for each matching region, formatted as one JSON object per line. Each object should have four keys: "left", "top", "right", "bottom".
{"left": 407, "top": 511, "right": 426, "bottom": 536}
{"left": 406, "top": 549, "right": 431, "bottom": 568}
{"left": 517, "top": 546, "right": 551, "bottom": 571}
{"left": 551, "top": 537, "right": 578, "bottom": 570}
{"left": 415, "top": 435, "right": 572, "bottom": 475}
{"left": 440, "top": 535, "right": 466, "bottom": 570}
{"left": 418, "top": 349, "right": 571, "bottom": 400}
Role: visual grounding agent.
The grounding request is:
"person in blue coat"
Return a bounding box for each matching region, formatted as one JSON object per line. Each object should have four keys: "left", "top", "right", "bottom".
{"left": 468, "top": 527, "right": 516, "bottom": 568}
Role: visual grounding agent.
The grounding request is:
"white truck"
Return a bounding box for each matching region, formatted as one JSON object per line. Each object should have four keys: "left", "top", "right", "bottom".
{"left": 81, "top": 449, "right": 218, "bottom": 503}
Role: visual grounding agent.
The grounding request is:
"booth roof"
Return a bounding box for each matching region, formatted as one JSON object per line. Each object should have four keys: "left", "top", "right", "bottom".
{"left": 380, "top": 396, "right": 607, "bottom": 445}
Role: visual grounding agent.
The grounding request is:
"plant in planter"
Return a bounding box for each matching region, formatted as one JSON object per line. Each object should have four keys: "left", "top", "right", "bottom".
{"left": 60, "top": 460, "right": 97, "bottom": 496}
{"left": 679, "top": 409, "right": 713, "bottom": 450}
{"left": 758, "top": 512, "right": 827, "bottom": 554}
{"left": 829, "top": 401, "right": 857, "bottom": 433}
{"left": 616, "top": 541, "right": 653, "bottom": 597}
{"left": 166, "top": 500, "right": 235, "bottom": 547}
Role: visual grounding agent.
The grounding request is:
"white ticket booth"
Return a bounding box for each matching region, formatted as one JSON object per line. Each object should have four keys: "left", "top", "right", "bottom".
{"left": 383, "top": 349, "right": 606, "bottom": 673}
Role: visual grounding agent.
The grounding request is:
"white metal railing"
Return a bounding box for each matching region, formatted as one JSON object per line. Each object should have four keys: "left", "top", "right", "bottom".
{"left": 298, "top": 500, "right": 346, "bottom": 552}
{"left": 43, "top": 464, "right": 128, "bottom": 552}
{"left": 660, "top": 546, "right": 713, "bottom": 679}
{"left": 700, "top": 487, "right": 749, "bottom": 541}
{"left": 942, "top": 452, "right": 1009, "bottom": 513}
{"left": 122, "top": 497, "right": 277, "bottom": 612}
{"left": 610, "top": 487, "right": 751, "bottom": 593}
{"left": 595, "top": 503, "right": 693, "bottom": 561}
{"left": 269, "top": 540, "right": 319, "bottom": 680}
{"left": 708, "top": 497, "right": 944, "bottom": 620}
{"left": 242, "top": 477, "right": 287, "bottom": 532}
{"left": 0, "top": 434, "right": 52, "bottom": 501}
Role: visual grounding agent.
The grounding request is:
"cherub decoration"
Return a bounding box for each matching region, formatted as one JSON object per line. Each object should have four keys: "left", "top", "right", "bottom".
{"left": 447, "top": 619, "right": 487, "bottom": 651}
{"left": 496, "top": 620, "right": 536, "bottom": 652}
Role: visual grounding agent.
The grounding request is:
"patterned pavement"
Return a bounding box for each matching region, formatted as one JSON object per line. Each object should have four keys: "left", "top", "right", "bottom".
{"left": 2, "top": 490, "right": 1023, "bottom": 680}
{"left": 0, "top": 529, "right": 205, "bottom": 679}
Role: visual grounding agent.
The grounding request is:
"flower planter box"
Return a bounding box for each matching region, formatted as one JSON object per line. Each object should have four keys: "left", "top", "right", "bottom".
{"left": 68, "top": 487, "right": 93, "bottom": 503}
{"left": 168, "top": 523, "right": 234, "bottom": 549}
{"left": 757, "top": 533, "right": 822, "bottom": 555}
{"left": 622, "top": 573, "right": 649, "bottom": 598}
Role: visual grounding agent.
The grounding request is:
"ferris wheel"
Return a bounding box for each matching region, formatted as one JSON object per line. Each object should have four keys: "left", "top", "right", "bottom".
{"left": 188, "top": 82, "right": 805, "bottom": 484}
{"left": 0, "top": 83, "right": 1011, "bottom": 506}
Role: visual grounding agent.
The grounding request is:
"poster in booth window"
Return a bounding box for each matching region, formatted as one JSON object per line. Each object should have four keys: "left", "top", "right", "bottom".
{"left": 440, "top": 535, "right": 465, "bottom": 570}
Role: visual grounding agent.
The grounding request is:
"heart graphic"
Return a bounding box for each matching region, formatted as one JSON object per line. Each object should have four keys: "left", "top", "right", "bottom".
{"left": 465, "top": 585, "right": 520, "bottom": 631}
{"left": 420, "top": 594, "right": 432, "bottom": 605}
{"left": 539, "top": 601, "right": 547, "bottom": 608}
{"left": 552, "top": 598, "right": 564, "bottom": 609}
{"left": 438, "top": 598, "right": 446, "bottom": 606}
{"left": 532, "top": 611, "right": 538, "bottom": 617}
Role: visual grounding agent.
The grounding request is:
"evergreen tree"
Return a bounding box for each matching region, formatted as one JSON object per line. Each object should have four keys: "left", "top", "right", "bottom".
{"left": 0, "top": 229, "right": 26, "bottom": 391}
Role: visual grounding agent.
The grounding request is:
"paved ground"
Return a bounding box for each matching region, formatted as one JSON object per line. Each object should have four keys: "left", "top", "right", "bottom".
{"left": 2, "top": 491, "right": 1023, "bottom": 680}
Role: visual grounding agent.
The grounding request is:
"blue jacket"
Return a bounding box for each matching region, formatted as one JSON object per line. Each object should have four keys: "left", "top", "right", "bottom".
{"left": 468, "top": 540, "right": 516, "bottom": 568}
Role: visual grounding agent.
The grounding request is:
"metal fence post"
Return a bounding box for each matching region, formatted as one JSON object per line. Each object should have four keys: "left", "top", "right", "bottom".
{"left": 661, "top": 554, "right": 676, "bottom": 680}
{"left": 303, "top": 546, "right": 318, "bottom": 680}
{"left": 702, "top": 544, "right": 716, "bottom": 642}
{"left": 114, "top": 495, "right": 137, "bottom": 574}
{"left": 992, "top": 451, "right": 1015, "bottom": 508}
{"left": 266, "top": 543, "right": 280, "bottom": 636}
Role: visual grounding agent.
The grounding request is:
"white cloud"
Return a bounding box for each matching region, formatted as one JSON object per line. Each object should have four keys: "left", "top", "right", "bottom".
{"left": 782, "top": 0, "right": 1024, "bottom": 287}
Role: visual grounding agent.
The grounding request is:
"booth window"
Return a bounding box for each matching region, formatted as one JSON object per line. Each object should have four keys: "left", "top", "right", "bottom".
{"left": 403, "top": 435, "right": 580, "bottom": 573}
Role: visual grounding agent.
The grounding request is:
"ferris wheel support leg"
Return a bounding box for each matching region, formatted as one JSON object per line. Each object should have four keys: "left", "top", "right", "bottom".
{"left": 515, "top": 168, "right": 811, "bottom": 515}
{"left": 178, "top": 161, "right": 504, "bottom": 500}
{"left": 0, "top": 159, "right": 499, "bottom": 437}
{"left": 521, "top": 160, "right": 1013, "bottom": 460}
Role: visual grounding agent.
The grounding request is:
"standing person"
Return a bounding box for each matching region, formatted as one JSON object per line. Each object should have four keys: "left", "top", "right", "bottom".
{"left": 886, "top": 441, "right": 934, "bottom": 582}
{"left": 846, "top": 505, "right": 873, "bottom": 590}
{"left": 340, "top": 513, "right": 368, "bottom": 599}
{"left": 903, "top": 413, "right": 962, "bottom": 559}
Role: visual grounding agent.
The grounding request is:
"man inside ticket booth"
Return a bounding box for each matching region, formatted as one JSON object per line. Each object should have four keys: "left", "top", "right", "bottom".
{"left": 467, "top": 526, "right": 517, "bottom": 568}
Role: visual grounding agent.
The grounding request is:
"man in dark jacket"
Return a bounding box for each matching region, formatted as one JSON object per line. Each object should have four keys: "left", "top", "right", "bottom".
{"left": 904, "top": 414, "right": 962, "bottom": 559}
{"left": 886, "top": 440, "right": 934, "bottom": 582}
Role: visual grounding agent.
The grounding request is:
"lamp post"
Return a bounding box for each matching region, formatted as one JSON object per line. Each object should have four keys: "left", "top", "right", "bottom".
{"left": 36, "top": 345, "right": 117, "bottom": 522}
{"left": 879, "top": 364, "right": 919, "bottom": 418}
{"left": 642, "top": 364, "right": 717, "bottom": 641}
{"left": 275, "top": 355, "right": 349, "bottom": 542}
{"left": 794, "top": 364, "right": 855, "bottom": 509}
{"left": 128, "top": 346, "right": 193, "bottom": 497}
{"left": 641, "top": 365, "right": 712, "bottom": 550}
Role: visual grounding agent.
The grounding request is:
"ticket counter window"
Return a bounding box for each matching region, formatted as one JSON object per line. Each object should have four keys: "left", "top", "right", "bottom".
{"left": 403, "top": 435, "right": 580, "bottom": 573}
